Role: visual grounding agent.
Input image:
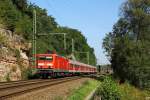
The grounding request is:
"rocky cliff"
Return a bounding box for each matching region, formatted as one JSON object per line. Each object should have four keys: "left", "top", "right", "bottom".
{"left": 0, "top": 28, "right": 31, "bottom": 81}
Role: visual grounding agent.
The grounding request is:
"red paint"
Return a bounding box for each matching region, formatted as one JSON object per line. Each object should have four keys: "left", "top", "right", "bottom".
{"left": 35, "top": 53, "right": 96, "bottom": 73}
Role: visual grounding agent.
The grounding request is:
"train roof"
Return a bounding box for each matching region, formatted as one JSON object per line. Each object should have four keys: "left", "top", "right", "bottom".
{"left": 36, "top": 54, "right": 54, "bottom": 56}
{"left": 36, "top": 54, "right": 67, "bottom": 59}
{"left": 69, "top": 60, "right": 96, "bottom": 68}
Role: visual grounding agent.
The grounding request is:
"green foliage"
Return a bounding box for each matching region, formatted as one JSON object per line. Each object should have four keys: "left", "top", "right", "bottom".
{"left": 15, "top": 49, "right": 21, "bottom": 60}
{"left": 68, "top": 80, "right": 99, "bottom": 100}
{"left": 95, "top": 77, "right": 121, "bottom": 100}
{"left": 14, "top": 49, "right": 36, "bottom": 79}
{"left": 14, "top": 15, "right": 32, "bottom": 37}
{"left": 21, "top": 68, "right": 39, "bottom": 79}
{"left": 102, "top": 32, "right": 114, "bottom": 61}
{"left": 12, "top": 0, "right": 28, "bottom": 12}
{"left": 0, "top": 34, "right": 8, "bottom": 45}
{"left": 0, "top": 0, "right": 21, "bottom": 31}
{"left": 119, "top": 82, "right": 150, "bottom": 100}
{"left": 6, "top": 73, "right": 11, "bottom": 82}
{"left": 103, "top": 0, "right": 150, "bottom": 89}
{"left": 94, "top": 77, "right": 149, "bottom": 100}
{"left": 0, "top": 0, "right": 97, "bottom": 65}
{"left": 0, "top": 19, "right": 6, "bottom": 28}
{"left": 51, "top": 27, "right": 96, "bottom": 65}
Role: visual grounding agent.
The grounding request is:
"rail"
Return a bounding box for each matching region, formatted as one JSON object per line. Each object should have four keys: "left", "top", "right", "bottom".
{"left": 0, "top": 77, "right": 81, "bottom": 99}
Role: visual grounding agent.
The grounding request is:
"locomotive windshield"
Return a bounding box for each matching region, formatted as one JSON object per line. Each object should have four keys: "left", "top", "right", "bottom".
{"left": 38, "top": 56, "right": 53, "bottom": 61}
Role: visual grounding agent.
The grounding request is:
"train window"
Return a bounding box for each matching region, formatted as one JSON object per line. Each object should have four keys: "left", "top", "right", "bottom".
{"left": 46, "top": 56, "right": 53, "bottom": 60}
{"left": 38, "top": 56, "right": 53, "bottom": 61}
{"left": 70, "top": 64, "right": 73, "bottom": 68}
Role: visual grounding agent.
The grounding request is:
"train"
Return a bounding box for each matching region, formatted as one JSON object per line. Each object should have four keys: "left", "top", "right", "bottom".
{"left": 35, "top": 53, "right": 97, "bottom": 78}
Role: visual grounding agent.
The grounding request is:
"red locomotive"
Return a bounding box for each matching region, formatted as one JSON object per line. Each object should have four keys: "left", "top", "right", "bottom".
{"left": 35, "top": 53, "right": 96, "bottom": 78}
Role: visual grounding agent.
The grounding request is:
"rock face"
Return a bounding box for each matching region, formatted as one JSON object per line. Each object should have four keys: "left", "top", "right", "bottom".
{"left": 0, "top": 28, "right": 30, "bottom": 82}
{"left": 0, "top": 60, "right": 21, "bottom": 81}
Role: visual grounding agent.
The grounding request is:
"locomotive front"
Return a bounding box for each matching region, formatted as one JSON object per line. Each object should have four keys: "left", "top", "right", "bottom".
{"left": 36, "top": 54, "right": 54, "bottom": 69}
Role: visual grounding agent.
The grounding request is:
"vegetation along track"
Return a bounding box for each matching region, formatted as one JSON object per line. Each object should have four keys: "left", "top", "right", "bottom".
{"left": 0, "top": 77, "right": 81, "bottom": 100}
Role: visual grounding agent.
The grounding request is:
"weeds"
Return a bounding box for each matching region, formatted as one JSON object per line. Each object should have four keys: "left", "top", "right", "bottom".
{"left": 94, "top": 77, "right": 121, "bottom": 100}
{"left": 68, "top": 79, "right": 99, "bottom": 100}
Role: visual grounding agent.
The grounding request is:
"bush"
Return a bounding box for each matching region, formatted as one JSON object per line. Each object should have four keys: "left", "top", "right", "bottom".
{"left": 5, "top": 73, "right": 10, "bottom": 82}
{"left": 14, "top": 15, "right": 32, "bottom": 38}
{"left": 119, "top": 82, "right": 150, "bottom": 100}
{"left": 95, "top": 77, "right": 121, "bottom": 100}
{"left": 22, "top": 68, "right": 39, "bottom": 79}
{"left": 0, "top": 33, "right": 8, "bottom": 45}
{"left": 0, "top": 18, "right": 6, "bottom": 28}
{"left": 68, "top": 80, "right": 99, "bottom": 100}
{"left": 21, "top": 68, "right": 32, "bottom": 79}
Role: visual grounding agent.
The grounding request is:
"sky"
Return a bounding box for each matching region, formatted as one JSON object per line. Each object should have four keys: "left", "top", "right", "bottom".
{"left": 28, "top": 0, "right": 125, "bottom": 65}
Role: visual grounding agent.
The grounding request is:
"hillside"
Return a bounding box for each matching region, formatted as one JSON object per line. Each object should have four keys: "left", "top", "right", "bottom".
{"left": 0, "top": 0, "right": 96, "bottom": 81}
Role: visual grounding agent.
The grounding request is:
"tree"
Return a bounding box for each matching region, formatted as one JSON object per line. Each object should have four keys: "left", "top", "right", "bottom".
{"left": 0, "top": 0, "right": 97, "bottom": 66}
{"left": 102, "top": 32, "right": 114, "bottom": 61}
{"left": 11, "top": 0, "right": 28, "bottom": 12}
{"left": 103, "top": 0, "right": 150, "bottom": 89}
{"left": 14, "top": 15, "right": 32, "bottom": 37}
{"left": 0, "top": 0, "right": 21, "bottom": 31}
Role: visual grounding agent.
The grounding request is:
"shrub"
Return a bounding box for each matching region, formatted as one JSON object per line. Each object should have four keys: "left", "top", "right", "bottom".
{"left": 0, "top": 33, "right": 8, "bottom": 45}
{"left": 21, "top": 68, "right": 32, "bottom": 79}
{"left": 0, "top": 18, "right": 6, "bottom": 28}
{"left": 22, "top": 68, "right": 39, "bottom": 79}
{"left": 6, "top": 73, "right": 10, "bottom": 82}
{"left": 119, "top": 82, "right": 150, "bottom": 100}
{"left": 95, "top": 77, "right": 121, "bottom": 100}
{"left": 68, "top": 80, "right": 99, "bottom": 100}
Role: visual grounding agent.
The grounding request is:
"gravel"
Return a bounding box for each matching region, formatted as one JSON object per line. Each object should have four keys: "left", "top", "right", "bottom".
{"left": 6, "top": 78, "right": 91, "bottom": 100}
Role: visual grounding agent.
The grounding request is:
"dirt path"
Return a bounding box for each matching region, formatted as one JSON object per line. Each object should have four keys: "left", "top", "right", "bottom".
{"left": 6, "top": 78, "right": 91, "bottom": 100}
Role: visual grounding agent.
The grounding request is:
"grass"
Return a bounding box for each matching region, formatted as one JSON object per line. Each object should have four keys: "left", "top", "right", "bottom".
{"left": 68, "top": 79, "right": 99, "bottom": 100}
{"left": 91, "top": 76, "right": 150, "bottom": 100}
{"left": 119, "top": 82, "right": 150, "bottom": 100}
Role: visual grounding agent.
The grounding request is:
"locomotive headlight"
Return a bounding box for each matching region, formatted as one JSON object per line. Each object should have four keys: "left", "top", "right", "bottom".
{"left": 38, "top": 63, "right": 44, "bottom": 66}
{"left": 47, "top": 63, "right": 53, "bottom": 66}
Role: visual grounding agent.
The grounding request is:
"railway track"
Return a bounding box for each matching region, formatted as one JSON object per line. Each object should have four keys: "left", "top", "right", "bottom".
{"left": 0, "top": 77, "right": 81, "bottom": 100}
{"left": 0, "top": 79, "right": 42, "bottom": 87}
